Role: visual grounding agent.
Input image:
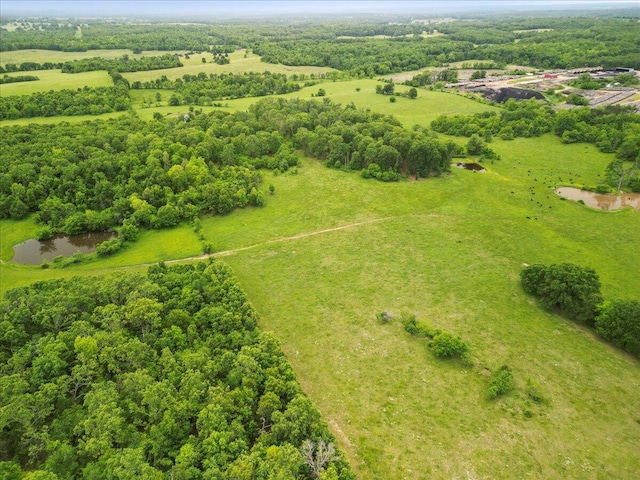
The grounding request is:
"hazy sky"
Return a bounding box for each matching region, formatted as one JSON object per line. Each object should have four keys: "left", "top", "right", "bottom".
{"left": 2, "top": 1, "right": 638, "bottom": 18}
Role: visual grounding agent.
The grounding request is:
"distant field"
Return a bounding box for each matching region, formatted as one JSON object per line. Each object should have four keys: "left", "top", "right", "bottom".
{"left": 0, "top": 48, "right": 190, "bottom": 65}
{"left": 0, "top": 111, "right": 129, "bottom": 127}
{"left": 122, "top": 49, "right": 337, "bottom": 83}
{"left": 209, "top": 79, "right": 500, "bottom": 128}
{"left": 0, "top": 69, "right": 113, "bottom": 96}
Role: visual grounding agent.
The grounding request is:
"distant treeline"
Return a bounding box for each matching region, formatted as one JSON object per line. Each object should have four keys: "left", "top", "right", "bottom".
{"left": 0, "top": 84, "right": 131, "bottom": 119}
{"left": 60, "top": 54, "right": 182, "bottom": 73}
{"left": 0, "top": 74, "right": 38, "bottom": 84}
{"left": 1, "top": 54, "right": 182, "bottom": 74}
{"left": 1, "top": 17, "right": 638, "bottom": 71}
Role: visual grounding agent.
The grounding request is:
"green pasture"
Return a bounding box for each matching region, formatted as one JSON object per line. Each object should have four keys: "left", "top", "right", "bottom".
{"left": 0, "top": 69, "right": 113, "bottom": 96}
{"left": 122, "top": 49, "right": 336, "bottom": 83}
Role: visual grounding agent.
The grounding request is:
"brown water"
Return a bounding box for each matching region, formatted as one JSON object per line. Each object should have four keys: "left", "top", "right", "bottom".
{"left": 556, "top": 187, "right": 640, "bottom": 211}
{"left": 12, "top": 232, "right": 116, "bottom": 265}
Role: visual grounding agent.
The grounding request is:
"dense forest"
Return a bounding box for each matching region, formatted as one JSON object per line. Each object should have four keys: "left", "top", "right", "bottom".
{"left": 0, "top": 85, "right": 131, "bottom": 119}
{"left": 0, "top": 261, "right": 355, "bottom": 479}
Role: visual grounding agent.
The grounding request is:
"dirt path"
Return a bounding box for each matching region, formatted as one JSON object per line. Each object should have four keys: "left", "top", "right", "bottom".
{"left": 140, "top": 216, "right": 395, "bottom": 269}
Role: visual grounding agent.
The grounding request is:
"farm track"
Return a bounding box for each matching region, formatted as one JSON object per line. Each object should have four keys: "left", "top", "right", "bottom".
{"left": 129, "top": 216, "right": 399, "bottom": 269}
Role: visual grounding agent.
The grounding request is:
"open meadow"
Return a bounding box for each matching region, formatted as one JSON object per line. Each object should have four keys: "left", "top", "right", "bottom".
{"left": 1, "top": 42, "right": 639, "bottom": 480}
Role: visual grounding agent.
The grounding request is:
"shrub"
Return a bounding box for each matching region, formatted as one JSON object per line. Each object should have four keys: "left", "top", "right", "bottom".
{"left": 96, "top": 238, "right": 123, "bottom": 257}
{"left": 524, "top": 378, "right": 546, "bottom": 404}
{"left": 376, "top": 311, "right": 392, "bottom": 323}
{"left": 431, "top": 332, "right": 468, "bottom": 358}
{"left": 595, "top": 299, "right": 640, "bottom": 357}
{"left": 402, "top": 312, "right": 419, "bottom": 334}
{"left": 520, "top": 263, "right": 603, "bottom": 325}
{"left": 487, "top": 365, "right": 514, "bottom": 400}
{"left": 35, "top": 226, "right": 55, "bottom": 241}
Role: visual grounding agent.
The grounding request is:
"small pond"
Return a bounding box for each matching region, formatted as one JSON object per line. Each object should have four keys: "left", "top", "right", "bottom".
{"left": 556, "top": 187, "right": 640, "bottom": 211}
{"left": 456, "top": 162, "right": 486, "bottom": 172}
{"left": 12, "top": 231, "right": 116, "bottom": 265}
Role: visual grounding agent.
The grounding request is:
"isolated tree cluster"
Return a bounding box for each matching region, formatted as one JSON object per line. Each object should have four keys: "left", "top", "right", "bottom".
{"left": 521, "top": 263, "right": 640, "bottom": 358}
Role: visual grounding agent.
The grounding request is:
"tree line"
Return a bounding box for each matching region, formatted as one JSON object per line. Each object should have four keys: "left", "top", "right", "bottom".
{"left": 0, "top": 84, "right": 131, "bottom": 120}
{"left": 521, "top": 263, "right": 640, "bottom": 358}
{"left": 0, "top": 260, "right": 355, "bottom": 479}
{"left": 133, "top": 72, "right": 303, "bottom": 105}
{"left": 60, "top": 54, "right": 183, "bottom": 73}
{"left": 0, "top": 74, "right": 38, "bottom": 84}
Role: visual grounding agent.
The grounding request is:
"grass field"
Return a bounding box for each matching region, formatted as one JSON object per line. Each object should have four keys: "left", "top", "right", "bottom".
{"left": 122, "top": 49, "right": 336, "bottom": 83}
{"left": 1, "top": 59, "right": 639, "bottom": 479}
{"left": 0, "top": 48, "right": 192, "bottom": 66}
{"left": 0, "top": 69, "right": 113, "bottom": 96}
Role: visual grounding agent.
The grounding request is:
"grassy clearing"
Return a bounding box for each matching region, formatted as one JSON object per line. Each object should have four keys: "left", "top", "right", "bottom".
{"left": 0, "top": 221, "right": 202, "bottom": 296}
{"left": 210, "top": 147, "right": 639, "bottom": 479}
{"left": 0, "top": 69, "right": 113, "bottom": 96}
{"left": 122, "top": 49, "right": 336, "bottom": 83}
{"left": 187, "top": 79, "right": 500, "bottom": 128}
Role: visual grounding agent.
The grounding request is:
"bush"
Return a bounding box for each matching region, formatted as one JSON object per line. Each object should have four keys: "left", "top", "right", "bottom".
{"left": 520, "top": 263, "right": 603, "bottom": 325}
{"left": 595, "top": 299, "right": 640, "bottom": 357}
{"left": 96, "top": 238, "right": 123, "bottom": 257}
{"left": 376, "top": 311, "right": 392, "bottom": 323}
{"left": 401, "top": 312, "right": 434, "bottom": 337}
{"left": 524, "top": 378, "right": 546, "bottom": 404}
{"left": 431, "top": 332, "right": 468, "bottom": 358}
{"left": 487, "top": 365, "right": 514, "bottom": 400}
{"left": 35, "top": 226, "right": 55, "bottom": 241}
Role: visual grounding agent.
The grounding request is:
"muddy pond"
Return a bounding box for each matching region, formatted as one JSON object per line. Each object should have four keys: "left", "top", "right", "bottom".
{"left": 12, "top": 232, "right": 116, "bottom": 265}
{"left": 456, "top": 162, "right": 486, "bottom": 172}
{"left": 556, "top": 187, "right": 640, "bottom": 211}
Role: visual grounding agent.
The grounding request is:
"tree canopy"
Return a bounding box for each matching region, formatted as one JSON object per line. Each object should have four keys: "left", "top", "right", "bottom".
{"left": 0, "top": 261, "right": 355, "bottom": 479}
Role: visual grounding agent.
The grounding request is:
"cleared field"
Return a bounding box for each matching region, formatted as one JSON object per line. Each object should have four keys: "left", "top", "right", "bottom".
{"left": 201, "top": 141, "right": 640, "bottom": 479}
{"left": 0, "top": 69, "right": 113, "bottom": 95}
{"left": 122, "top": 49, "right": 337, "bottom": 83}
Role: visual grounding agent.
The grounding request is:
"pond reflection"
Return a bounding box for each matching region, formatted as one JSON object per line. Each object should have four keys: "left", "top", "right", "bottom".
{"left": 556, "top": 187, "right": 640, "bottom": 211}
{"left": 12, "top": 232, "right": 116, "bottom": 265}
